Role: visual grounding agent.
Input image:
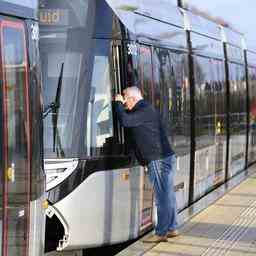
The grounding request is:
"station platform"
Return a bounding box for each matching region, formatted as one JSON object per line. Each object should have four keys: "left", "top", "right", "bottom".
{"left": 118, "top": 168, "right": 256, "bottom": 256}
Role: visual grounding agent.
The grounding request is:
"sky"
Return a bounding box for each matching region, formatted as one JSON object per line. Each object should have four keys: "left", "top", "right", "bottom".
{"left": 186, "top": 0, "right": 256, "bottom": 50}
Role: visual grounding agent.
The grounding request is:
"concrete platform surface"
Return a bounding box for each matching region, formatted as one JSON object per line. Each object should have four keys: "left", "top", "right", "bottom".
{"left": 120, "top": 173, "right": 256, "bottom": 256}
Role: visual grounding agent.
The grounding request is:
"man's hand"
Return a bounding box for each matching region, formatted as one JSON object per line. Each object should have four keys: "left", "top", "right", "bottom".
{"left": 115, "top": 94, "right": 124, "bottom": 103}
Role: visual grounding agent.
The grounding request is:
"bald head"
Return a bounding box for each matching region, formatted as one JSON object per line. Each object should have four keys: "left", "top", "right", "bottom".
{"left": 123, "top": 86, "right": 143, "bottom": 100}
{"left": 123, "top": 86, "right": 143, "bottom": 110}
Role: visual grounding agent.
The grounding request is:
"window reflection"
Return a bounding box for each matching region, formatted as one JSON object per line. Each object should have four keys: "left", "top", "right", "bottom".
{"left": 138, "top": 46, "right": 154, "bottom": 102}
{"left": 194, "top": 56, "right": 226, "bottom": 149}
{"left": 191, "top": 34, "right": 223, "bottom": 59}
{"left": 228, "top": 63, "right": 247, "bottom": 174}
{"left": 88, "top": 40, "right": 114, "bottom": 156}
{"left": 125, "top": 44, "right": 190, "bottom": 156}
{"left": 248, "top": 67, "right": 256, "bottom": 164}
{"left": 229, "top": 63, "right": 247, "bottom": 135}
{"left": 153, "top": 48, "right": 190, "bottom": 156}
{"left": 40, "top": 0, "right": 123, "bottom": 158}
{"left": 40, "top": 0, "right": 94, "bottom": 158}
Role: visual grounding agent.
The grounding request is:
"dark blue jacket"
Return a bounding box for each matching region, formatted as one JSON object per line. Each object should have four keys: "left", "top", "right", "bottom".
{"left": 115, "top": 99, "right": 174, "bottom": 165}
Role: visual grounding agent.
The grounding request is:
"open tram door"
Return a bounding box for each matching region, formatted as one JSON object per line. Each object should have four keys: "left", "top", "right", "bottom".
{"left": 1, "top": 19, "right": 31, "bottom": 256}
{"left": 111, "top": 40, "right": 154, "bottom": 232}
{"left": 111, "top": 41, "right": 125, "bottom": 144}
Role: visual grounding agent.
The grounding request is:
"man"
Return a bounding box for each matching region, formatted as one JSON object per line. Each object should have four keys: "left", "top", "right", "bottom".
{"left": 115, "top": 86, "right": 179, "bottom": 243}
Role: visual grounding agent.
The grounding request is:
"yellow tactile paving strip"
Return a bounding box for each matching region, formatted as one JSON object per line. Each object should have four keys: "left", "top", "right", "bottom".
{"left": 143, "top": 175, "right": 256, "bottom": 256}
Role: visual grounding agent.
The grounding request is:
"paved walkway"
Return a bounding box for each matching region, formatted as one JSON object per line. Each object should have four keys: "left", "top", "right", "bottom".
{"left": 119, "top": 171, "right": 256, "bottom": 256}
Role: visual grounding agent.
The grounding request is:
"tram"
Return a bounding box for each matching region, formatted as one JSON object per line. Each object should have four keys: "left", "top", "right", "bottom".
{"left": 0, "top": 1, "right": 45, "bottom": 256}
{"left": 39, "top": 0, "right": 256, "bottom": 252}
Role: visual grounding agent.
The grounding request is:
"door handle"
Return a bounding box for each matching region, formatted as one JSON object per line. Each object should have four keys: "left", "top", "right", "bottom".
{"left": 6, "top": 163, "right": 15, "bottom": 182}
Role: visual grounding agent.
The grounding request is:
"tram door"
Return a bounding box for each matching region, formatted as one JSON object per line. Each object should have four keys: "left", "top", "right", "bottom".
{"left": 111, "top": 41, "right": 125, "bottom": 145}
{"left": 1, "top": 20, "right": 30, "bottom": 256}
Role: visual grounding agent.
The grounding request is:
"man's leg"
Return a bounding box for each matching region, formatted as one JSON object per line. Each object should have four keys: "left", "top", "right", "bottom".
{"left": 147, "top": 156, "right": 178, "bottom": 236}
{"left": 167, "top": 155, "right": 178, "bottom": 232}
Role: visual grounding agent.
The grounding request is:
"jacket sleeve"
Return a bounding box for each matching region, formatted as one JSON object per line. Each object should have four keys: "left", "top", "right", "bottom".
{"left": 115, "top": 101, "right": 145, "bottom": 127}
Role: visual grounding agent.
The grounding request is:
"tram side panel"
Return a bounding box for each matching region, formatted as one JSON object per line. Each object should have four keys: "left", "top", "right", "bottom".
{"left": 50, "top": 168, "right": 144, "bottom": 249}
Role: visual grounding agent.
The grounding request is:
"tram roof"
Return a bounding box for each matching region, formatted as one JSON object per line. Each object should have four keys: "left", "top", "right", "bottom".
{"left": 105, "top": 0, "right": 184, "bottom": 29}
{"left": 221, "top": 26, "right": 244, "bottom": 48}
{"left": 0, "top": 0, "right": 38, "bottom": 20}
{"left": 185, "top": 11, "right": 222, "bottom": 41}
{"left": 220, "top": 26, "right": 245, "bottom": 63}
{"left": 247, "top": 50, "right": 256, "bottom": 67}
{"left": 105, "top": 0, "right": 187, "bottom": 49}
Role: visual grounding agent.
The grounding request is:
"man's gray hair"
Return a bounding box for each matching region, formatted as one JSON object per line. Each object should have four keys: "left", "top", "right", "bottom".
{"left": 123, "top": 86, "right": 143, "bottom": 100}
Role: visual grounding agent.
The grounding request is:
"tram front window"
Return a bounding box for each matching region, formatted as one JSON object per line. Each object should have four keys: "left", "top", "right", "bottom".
{"left": 40, "top": 0, "right": 122, "bottom": 158}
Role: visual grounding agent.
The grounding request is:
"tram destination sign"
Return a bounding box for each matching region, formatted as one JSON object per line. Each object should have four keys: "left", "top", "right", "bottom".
{"left": 39, "top": 9, "right": 69, "bottom": 26}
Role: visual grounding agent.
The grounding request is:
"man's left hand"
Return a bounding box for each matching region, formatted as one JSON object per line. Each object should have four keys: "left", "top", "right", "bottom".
{"left": 115, "top": 94, "right": 124, "bottom": 103}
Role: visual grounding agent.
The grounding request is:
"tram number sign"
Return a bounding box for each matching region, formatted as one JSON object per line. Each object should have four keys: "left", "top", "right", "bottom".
{"left": 127, "top": 43, "right": 137, "bottom": 56}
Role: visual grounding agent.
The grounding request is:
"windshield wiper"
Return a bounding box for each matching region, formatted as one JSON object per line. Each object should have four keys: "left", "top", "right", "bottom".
{"left": 43, "top": 62, "right": 64, "bottom": 153}
{"left": 52, "top": 63, "right": 64, "bottom": 153}
{"left": 43, "top": 63, "right": 64, "bottom": 119}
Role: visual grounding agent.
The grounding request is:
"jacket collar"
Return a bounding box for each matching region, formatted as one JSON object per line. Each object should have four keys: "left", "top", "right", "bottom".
{"left": 132, "top": 99, "right": 147, "bottom": 111}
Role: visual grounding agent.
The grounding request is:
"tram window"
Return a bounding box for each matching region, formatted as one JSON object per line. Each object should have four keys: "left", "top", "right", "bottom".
{"left": 3, "top": 27, "right": 27, "bottom": 153}
{"left": 249, "top": 68, "right": 256, "bottom": 123}
{"left": 125, "top": 45, "right": 191, "bottom": 156}
{"left": 138, "top": 46, "right": 154, "bottom": 103}
{"left": 229, "top": 63, "right": 247, "bottom": 135}
{"left": 88, "top": 39, "right": 114, "bottom": 155}
{"left": 228, "top": 63, "right": 247, "bottom": 171}
{"left": 4, "top": 33, "right": 24, "bottom": 65}
{"left": 152, "top": 47, "right": 190, "bottom": 155}
{"left": 248, "top": 67, "right": 256, "bottom": 163}
{"left": 40, "top": 0, "right": 127, "bottom": 158}
{"left": 193, "top": 56, "right": 226, "bottom": 149}
{"left": 126, "top": 44, "right": 154, "bottom": 103}
{"left": 126, "top": 49, "right": 139, "bottom": 88}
